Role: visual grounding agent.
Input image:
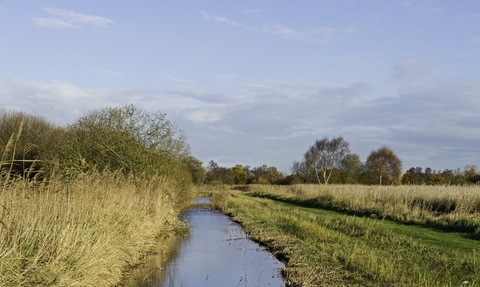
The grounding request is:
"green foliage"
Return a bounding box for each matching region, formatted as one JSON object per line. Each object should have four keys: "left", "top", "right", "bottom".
{"left": 365, "top": 146, "right": 402, "bottom": 185}
{"left": 339, "top": 153, "right": 363, "bottom": 184}
{"left": 182, "top": 156, "right": 205, "bottom": 184}
{"left": 229, "top": 164, "right": 247, "bottom": 184}
{"left": 0, "top": 105, "right": 194, "bottom": 206}
{"left": 401, "top": 166, "right": 480, "bottom": 186}
{"left": 204, "top": 160, "right": 233, "bottom": 184}
{"left": 59, "top": 104, "right": 190, "bottom": 176}
{"left": 248, "top": 164, "right": 284, "bottom": 184}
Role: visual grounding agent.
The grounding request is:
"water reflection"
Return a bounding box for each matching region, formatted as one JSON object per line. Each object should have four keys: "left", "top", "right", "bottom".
{"left": 126, "top": 201, "right": 285, "bottom": 287}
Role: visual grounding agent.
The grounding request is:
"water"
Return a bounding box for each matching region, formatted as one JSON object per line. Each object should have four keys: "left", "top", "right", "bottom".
{"left": 126, "top": 197, "right": 285, "bottom": 287}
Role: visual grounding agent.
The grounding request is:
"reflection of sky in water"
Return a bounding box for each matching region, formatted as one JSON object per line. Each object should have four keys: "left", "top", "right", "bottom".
{"left": 128, "top": 207, "right": 284, "bottom": 287}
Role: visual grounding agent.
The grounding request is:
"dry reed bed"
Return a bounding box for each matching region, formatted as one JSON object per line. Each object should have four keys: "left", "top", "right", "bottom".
{"left": 249, "top": 184, "right": 480, "bottom": 233}
{"left": 0, "top": 171, "right": 182, "bottom": 286}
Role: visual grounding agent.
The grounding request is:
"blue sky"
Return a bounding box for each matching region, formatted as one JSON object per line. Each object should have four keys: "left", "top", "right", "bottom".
{"left": 1, "top": 0, "right": 480, "bottom": 173}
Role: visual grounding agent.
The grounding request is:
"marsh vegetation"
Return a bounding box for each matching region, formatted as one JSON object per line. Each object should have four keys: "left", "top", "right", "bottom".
{"left": 0, "top": 106, "right": 194, "bottom": 286}
{"left": 2, "top": 105, "right": 479, "bottom": 286}
{"left": 206, "top": 184, "right": 480, "bottom": 286}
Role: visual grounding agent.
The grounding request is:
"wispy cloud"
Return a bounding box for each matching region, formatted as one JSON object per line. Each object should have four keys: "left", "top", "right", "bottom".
{"left": 264, "top": 23, "right": 356, "bottom": 43}
{"left": 400, "top": 0, "right": 439, "bottom": 13}
{"left": 200, "top": 11, "right": 253, "bottom": 30}
{"left": 3, "top": 67, "right": 480, "bottom": 172}
{"left": 474, "top": 13, "right": 480, "bottom": 19}
{"left": 33, "top": 7, "right": 114, "bottom": 29}
{"left": 185, "top": 110, "right": 222, "bottom": 124}
{"left": 240, "top": 7, "right": 263, "bottom": 14}
{"left": 391, "top": 58, "right": 437, "bottom": 84}
{"left": 472, "top": 36, "right": 480, "bottom": 44}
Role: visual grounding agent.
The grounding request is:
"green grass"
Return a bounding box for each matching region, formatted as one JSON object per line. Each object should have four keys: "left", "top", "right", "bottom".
{"left": 214, "top": 190, "right": 479, "bottom": 287}
{"left": 253, "top": 192, "right": 480, "bottom": 254}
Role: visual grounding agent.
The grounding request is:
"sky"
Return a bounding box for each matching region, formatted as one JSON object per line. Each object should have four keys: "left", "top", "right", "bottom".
{"left": 1, "top": 0, "right": 479, "bottom": 173}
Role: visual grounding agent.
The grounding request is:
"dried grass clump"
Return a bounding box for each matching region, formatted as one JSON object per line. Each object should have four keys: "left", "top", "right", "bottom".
{"left": 0, "top": 170, "right": 181, "bottom": 286}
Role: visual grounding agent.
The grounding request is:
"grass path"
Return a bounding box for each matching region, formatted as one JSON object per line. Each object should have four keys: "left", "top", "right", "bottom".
{"left": 259, "top": 193, "right": 480, "bottom": 255}
{"left": 217, "top": 191, "right": 479, "bottom": 287}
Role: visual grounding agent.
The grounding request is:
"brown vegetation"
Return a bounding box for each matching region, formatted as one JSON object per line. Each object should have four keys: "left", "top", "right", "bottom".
{"left": 248, "top": 184, "right": 480, "bottom": 233}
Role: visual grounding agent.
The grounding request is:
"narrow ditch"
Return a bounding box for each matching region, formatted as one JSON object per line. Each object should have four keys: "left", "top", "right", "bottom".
{"left": 125, "top": 197, "right": 285, "bottom": 287}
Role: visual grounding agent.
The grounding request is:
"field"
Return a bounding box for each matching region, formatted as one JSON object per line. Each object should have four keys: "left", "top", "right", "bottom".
{"left": 205, "top": 184, "right": 480, "bottom": 286}
{"left": 0, "top": 171, "right": 187, "bottom": 287}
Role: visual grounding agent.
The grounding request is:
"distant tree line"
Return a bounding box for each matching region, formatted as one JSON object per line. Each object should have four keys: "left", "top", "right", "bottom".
{"left": 200, "top": 136, "right": 480, "bottom": 186}
{"left": 402, "top": 165, "right": 480, "bottom": 185}
{"left": 203, "top": 161, "right": 286, "bottom": 185}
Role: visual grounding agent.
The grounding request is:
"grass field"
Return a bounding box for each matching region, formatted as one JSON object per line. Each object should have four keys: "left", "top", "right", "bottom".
{"left": 203, "top": 184, "right": 480, "bottom": 286}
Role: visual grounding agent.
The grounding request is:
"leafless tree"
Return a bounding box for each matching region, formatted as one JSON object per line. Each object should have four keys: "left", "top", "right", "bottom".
{"left": 307, "top": 136, "right": 350, "bottom": 184}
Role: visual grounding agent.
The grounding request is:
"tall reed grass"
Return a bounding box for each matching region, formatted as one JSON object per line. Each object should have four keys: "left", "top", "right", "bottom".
{"left": 0, "top": 110, "right": 193, "bottom": 286}
{"left": 249, "top": 184, "right": 480, "bottom": 233}
{"left": 0, "top": 170, "right": 183, "bottom": 286}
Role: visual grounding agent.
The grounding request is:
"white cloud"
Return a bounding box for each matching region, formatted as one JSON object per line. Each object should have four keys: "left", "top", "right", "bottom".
{"left": 474, "top": 13, "right": 480, "bottom": 19}
{"left": 2, "top": 72, "right": 480, "bottom": 173}
{"left": 400, "top": 0, "right": 438, "bottom": 13}
{"left": 163, "top": 87, "right": 234, "bottom": 104}
{"left": 185, "top": 110, "right": 222, "bottom": 124}
{"left": 473, "top": 36, "right": 480, "bottom": 44}
{"left": 200, "top": 11, "right": 253, "bottom": 30}
{"left": 205, "top": 124, "right": 240, "bottom": 134}
{"left": 264, "top": 23, "right": 356, "bottom": 43}
{"left": 240, "top": 8, "right": 263, "bottom": 14}
{"left": 33, "top": 7, "right": 114, "bottom": 29}
{"left": 200, "top": 11, "right": 355, "bottom": 43}
{"left": 32, "top": 17, "right": 79, "bottom": 29}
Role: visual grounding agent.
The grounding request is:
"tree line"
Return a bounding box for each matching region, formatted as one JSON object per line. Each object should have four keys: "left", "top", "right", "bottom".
{"left": 3, "top": 110, "right": 477, "bottom": 187}
{"left": 201, "top": 136, "right": 480, "bottom": 186}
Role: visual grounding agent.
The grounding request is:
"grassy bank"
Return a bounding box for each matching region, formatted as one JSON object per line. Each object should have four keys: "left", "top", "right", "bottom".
{"left": 0, "top": 170, "right": 188, "bottom": 286}
{"left": 248, "top": 184, "right": 480, "bottom": 233}
{"left": 205, "top": 185, "right": 479, "bottom": 286}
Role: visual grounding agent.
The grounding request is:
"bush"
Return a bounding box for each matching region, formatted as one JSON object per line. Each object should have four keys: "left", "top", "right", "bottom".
{"left": 0, "top": 108, "right": 61, "bottom": 179}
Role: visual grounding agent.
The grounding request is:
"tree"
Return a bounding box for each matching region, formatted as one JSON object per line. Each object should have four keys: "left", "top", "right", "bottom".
{"left": 464, "top": 165, "right": 478, "bottom": 183}
{"left": 229, "top": 164, "right": 248, "bottom": 184}
{"left": 365, "top": 146, "right": 402, "bottom": 185}
{"left": 64, "top": 104, "right": 190, "bottom": 177}
{"left": 183, "top": 156, "right": 205, "bottom": 184}
{"left": 204, "top": 160, "right": 231, "bottom": 184}
{"left": 306, "top": 136, "right": 350, "bottom": 184}
{"left": 402, "top": 167, "right": 425, "bottom": 185}
{"left": 339, "top": 153, "right": 363, "bottom": 184}
{"left": 249, "top": 164, "right": 283, "bottom": 184}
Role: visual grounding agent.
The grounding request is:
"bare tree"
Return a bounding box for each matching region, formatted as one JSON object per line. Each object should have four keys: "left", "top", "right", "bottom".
{"left": 365, "top": 146, "right": 402, "bottom": 185}
{"left": 307, "top": 136, "right": 350, "bottom": 184}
